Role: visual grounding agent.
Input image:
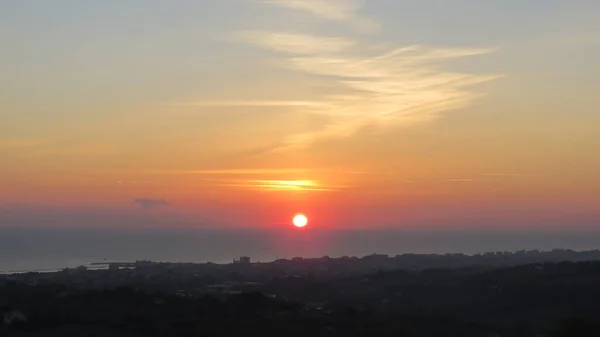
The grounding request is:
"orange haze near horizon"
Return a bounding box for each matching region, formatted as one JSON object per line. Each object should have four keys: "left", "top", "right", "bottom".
{"left": 1, "top": 1, "right": 600, "bottom": 229}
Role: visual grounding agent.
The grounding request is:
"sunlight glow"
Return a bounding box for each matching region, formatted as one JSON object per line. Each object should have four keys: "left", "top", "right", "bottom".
{"left": 252, "top": 180, "right": 331, "bottom": 191}
{"left": 293, "top": 214, "right": 308, "bottom": 228}
{"left": 214, "top": 179, "right": 342, "bottom": 192}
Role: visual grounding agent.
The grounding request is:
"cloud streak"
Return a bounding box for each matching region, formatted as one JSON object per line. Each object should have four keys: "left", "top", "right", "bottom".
{"left": 250, "top": 43, "right": 499, "bottom": 149}
{"left": 134, "top": 199, "right": 171, "bottom": 210}
{"left": 234, "top": 31, "right": 355, "bottom": 54}
{"left": 260, "top": 0, "right": 379, "bottom": 32}
{"left": 483, "top": 173, "right": 535, "bottom": 177}
{"left": 166, "top": 168, "right": 309, "bottom": 175}
{"left": 0, "top": 138, "right": 52, "bottom": 149}
{"left": 184, "top": 1, "right": 501, "bottom": 151}
{"left": 170, "top": 100, "right": 333, "bottom": 109}
{"left": 216, "top": 179, "right": 348, "bottom": 192}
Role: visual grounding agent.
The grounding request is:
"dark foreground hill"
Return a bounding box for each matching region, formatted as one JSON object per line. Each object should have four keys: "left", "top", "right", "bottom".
{"left": 2, "top": 261, "right": 600, "bottom": 336}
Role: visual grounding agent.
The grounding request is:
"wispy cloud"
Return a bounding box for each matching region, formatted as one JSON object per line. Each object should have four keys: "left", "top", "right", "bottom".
{"left": 169, "top": 100, "right": 333, "bottom": 109}
{"left": 266, "top": 44, "right": 499, "bottom": 149}
{"left": 134, "top": 199, "right": 171, "bottom": 210}
{"left": 483, "top": 173, "right": 534, "bottom": 177}
{"left": 448, "top": 178, "right": 478, "bottom": 183}
{"left": 0, "top": 138, "right": 51, "bottom": 149}
{"left": 183, "top": 1, "right": 501, "bottom": 151}
{"left": 217, "top": 179, "right": 344, "bottom": 191}
{"left": 260, "top": 0, "right": 379, "bottom": 32}
{"left": 234, "top": 31, "right": 355, "bottom": 54}
{"left": 161, "top": 168, "right": 309, "bottom": 175}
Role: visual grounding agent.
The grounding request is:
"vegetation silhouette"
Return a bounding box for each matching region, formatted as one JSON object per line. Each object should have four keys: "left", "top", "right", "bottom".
{"left": 2, "top": 260, "right": 600, "bottom": 336}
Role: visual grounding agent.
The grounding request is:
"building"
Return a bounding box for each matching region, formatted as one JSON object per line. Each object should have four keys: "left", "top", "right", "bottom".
{"left": 233, "top": 256, "right": 251, "bottom": 265}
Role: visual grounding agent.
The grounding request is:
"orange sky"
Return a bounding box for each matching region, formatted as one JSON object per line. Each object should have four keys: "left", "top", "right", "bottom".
{"left": 1, "top": 1, "right": 600, "bottom": 229}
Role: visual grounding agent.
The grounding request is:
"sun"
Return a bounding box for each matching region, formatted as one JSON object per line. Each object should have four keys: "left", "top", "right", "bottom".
{"left": 293, "top": 214, "right": 308, "bottom": 228}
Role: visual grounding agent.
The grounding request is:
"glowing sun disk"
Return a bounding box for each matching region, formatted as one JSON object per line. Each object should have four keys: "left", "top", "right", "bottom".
{"left": 293, "top": 214, "right": 308, "bottom": 228}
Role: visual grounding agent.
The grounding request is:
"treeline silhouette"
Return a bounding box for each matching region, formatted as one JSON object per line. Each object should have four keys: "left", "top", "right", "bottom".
{"left": 2, "top": 261, "right": 600, "bottom": 336}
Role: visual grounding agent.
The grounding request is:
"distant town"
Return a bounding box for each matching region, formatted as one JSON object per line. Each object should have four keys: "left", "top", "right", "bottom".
{"left": 3, "top": 249, "right": 600, "bottom": 297}
{"left": 3, "top": 249, "right": 600, "bottom": 336}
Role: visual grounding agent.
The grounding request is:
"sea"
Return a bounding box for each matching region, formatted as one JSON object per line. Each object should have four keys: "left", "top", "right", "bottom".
{"left": 1, "top": 227, "right": 600, "bottom": 273}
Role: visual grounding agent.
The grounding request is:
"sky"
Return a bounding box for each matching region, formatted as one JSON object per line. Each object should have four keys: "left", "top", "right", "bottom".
{"left": 1, "top": 0, "right": 599, "bottom": 229}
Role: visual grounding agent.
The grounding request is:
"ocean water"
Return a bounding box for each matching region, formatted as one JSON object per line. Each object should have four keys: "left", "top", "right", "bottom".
{"left": 1, "top": 227, "right": 600, "bottom": 273}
